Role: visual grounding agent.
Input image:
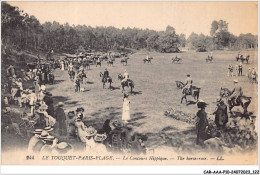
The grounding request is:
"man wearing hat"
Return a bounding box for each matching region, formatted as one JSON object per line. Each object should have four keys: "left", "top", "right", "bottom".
{"left": 103, "top": 68, "right": 109, "bottom": 82}
{"left": 229, "top": 79, "right": 243, "bottom": 106}
{"left": 93, "top": 133, "right": 108, "bottom": 154}
{"left": 54, "top": 102, "right": 67, "bottom": 138}
{"left": 183, "top": 74, "right": 193, "bottom": 95}
{"left": 28, "top": 129, "right": 43, "bottom": 153}
{"left": 122, "top": 70, "right": 129, "bottom": 85}
{"left": 196, "top": 100, "right": 209, "bottom": 145}
{"left": 40, "top": 135, "right": 58, "bottom": 154}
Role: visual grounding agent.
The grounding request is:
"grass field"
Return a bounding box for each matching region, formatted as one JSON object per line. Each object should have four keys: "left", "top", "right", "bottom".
{"left": 45, "top": 49, "right": 258, "bottom": 153}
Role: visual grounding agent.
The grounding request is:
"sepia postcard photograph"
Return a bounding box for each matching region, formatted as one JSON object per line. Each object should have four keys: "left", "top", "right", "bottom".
{"left": 1, "top": 1, "right": 259, "bottom": 168}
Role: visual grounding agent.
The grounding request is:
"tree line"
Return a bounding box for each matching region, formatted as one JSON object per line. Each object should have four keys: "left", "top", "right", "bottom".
{"left": 1, "top": 2, "right": 258, "bottom": 54}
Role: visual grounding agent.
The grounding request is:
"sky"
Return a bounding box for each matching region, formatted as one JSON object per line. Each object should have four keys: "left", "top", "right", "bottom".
{"left": 8, "top": 1, "right": 258, "bottom": 37}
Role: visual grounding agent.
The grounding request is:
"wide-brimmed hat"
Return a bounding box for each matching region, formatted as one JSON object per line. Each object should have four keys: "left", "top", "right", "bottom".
{"left": 187, "top": 74, "right": 190, "bottom": 77}
{"left": 112, "top": 120, "right": 125, "bottom": 128}
{"left": 33, "top": 129, "right": 43, "bottom": 134}
{"left": 197, "top": 99, "right": 208, "bottom": 108}
{"left": 41, "top": 85, "right": 46, "bottom": 91}
{"left": 44, "top": 135, "right": 55, "bottom": 141}
{"left": 39, "top": 103, "right": 48, "bottom": 111}
{"left": 233, "top": 79, "right": 239, "bottom": 83}
{"left": 57, "top": 102, "right": 64, "bottom": 107}
{"left": 76, "top": 107, "right": 85, "bottom": 113}
{"left": 45, "top": 92, "right": 52, "bottom": 96}
{"left": 94, "top": 133, "right": 107, "bottom": 142}
{"left": 40, "top": 130, "right": 49, "bottom": 139}
{"left": 55, "top": 142, "right": 73, "bottom": 154}
{"left": 44, "top": 126, "right": 54, "bottom": 132}
{"left": 85, "top": 126, "right": 97, "bottom": 137}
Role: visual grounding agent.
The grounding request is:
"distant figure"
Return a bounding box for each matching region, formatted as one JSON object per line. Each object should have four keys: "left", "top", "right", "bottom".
{"left": 227, "top": 65, "right": 233, "bottom": 77}
{"left": 238, "top": 62, "right": 243, "bottom": 76}
{"left": 122, "top": 93, "right": 130, "bottom": 123}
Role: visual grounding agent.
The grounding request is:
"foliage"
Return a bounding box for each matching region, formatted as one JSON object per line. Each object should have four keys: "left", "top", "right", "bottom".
{"left": 1, "top": 2, "right": 181, "bottom": 53}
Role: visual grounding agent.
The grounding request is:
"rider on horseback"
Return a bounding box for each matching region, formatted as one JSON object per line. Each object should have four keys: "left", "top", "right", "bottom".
{"left": 229, "top": 79, "right": 243, "bottom": 106}
{"left": 146, "top": 55, "right": 149, "bottom": 61}
{"left": 122, "top": 70, "right": 129, "bottom": 86}
{"left": 183, "top": 74, "right": 193, "bottom": 95}
{"left": 103, "top": 68, "right": 109, "bottom": 82}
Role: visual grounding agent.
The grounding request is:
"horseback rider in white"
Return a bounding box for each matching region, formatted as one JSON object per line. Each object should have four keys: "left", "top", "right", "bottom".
{"left": 229, "top": 79, "right": 243, "bottom": 106}
{"left": 146, "top": 55, "right": 149, "bottom": 61}
{"left": 183, "top": 74, "right": 193, "bottom": 95}
{"left": 122, "top": 70, "right": 129, "bottom": 86}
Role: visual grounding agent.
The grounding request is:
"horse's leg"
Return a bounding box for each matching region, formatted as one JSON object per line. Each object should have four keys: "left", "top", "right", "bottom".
{"left": 130, "top": 85, "right": 133, "bottom": 93}
{"left": 103, "top": 82, "right": 105, "bottom": 89}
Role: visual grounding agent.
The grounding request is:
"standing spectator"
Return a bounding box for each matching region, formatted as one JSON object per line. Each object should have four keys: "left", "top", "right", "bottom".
{"left": 122, "top": 93, "right": 130, "bottom": 123}
{"left": 247, "top": 67, "right": 251, "bottom": 78}
{"left": 7, "top": 65, "right": 15, "bottom": 77}
{"left": 238, "top": 62, "right": 243, "bottom": 76}
{"left": 54, "top": 102, "right": 67, "bottom": 138}
{"left": 196, "top": 100, "right": 209, "bottom": 145}
{"left": 102, "top": 119, "right": 112, "bottom": 135}
{"left": 74, "top": 78, "right": 80, "bottom": 92}
{"left": 28, "top": 90, "right": 37, "bottom": 115}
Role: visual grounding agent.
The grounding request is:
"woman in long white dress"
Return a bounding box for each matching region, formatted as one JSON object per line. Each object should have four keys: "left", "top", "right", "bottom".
{"left": 122, "top": 93, "right": 130, "bottom": 123}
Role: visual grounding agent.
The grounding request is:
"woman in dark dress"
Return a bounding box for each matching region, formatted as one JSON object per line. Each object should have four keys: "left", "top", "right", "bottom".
{"left": 196, "top": 100, "right": 209, "bottom": 145}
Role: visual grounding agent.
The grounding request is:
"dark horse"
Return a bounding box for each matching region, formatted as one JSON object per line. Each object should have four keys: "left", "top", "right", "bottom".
{"left": 206, "top": 56, "right": 213, "bottom": 63}
{"left": 219, "top": 87, "right": 251, "bottom": 114}
{"left": 100, "top": 72, "right": 112, "bottom": 89}
{"left": 118, "top": 74, "right": 134, "bottom": 93}
{"left": 172, "top": 57, "right": 182, "bottom": 64}
{"left": 83, "top": 60, "right": 91, "bottom": 70}
{"left": 213, "top": 99, "right": 228, "bottom": 129}
{"left": 143, "top": 57, "right": 153, "bottom": 64}
{"left": 96, "top": 60, "right": 101, "bottom": 67}
{"left": 121, "top": 57, "right": 129, "bottom": 66}
{"left": 181, "top": 86, "right": 200, "bottom": 104}
{"left": 68, "top": 70, "right": 75, "bottom": 80}
{"left": 107, "top": 60, "right": 114, "bottom": 66}
{"left": 236, "top": 55, "right": 249, "bottom": 64}
{"left": 175, "top": 81, "right": 185, "bottom": 89}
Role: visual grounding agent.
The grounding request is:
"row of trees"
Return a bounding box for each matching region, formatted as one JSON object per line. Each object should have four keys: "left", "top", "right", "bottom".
{"left": 1, "top": 2, "right": 181, "bottom": 53}
{"left": 1, "top": 2, "right": 258, "bottom": 54}
{"left": 187, "top": 20, "right": 258, "bottom": 52}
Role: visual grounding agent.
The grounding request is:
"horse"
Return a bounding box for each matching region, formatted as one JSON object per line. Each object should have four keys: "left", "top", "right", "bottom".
{"left": 236, "top": 55, "right": 249, "bottom": 64}
{"left": 96, "top": 60, "right": 101, "bottom": 67}
{"left": 175, "top": 81, "right": 185, "bottom": 89}
{"left": 118, "top": 74, "right": 134, "bottom": 93}
{"left": 219, "top": 87, "right": 251, "bottom": 114}
{"left": 206, "top": 56, "right": 213, "bottom": 63}
{"left": 78, "top": 72, "right": 87, "bottom": 84}
{"left": 83, "top": 60, "right": 91, "bottom": 70}
{"left": 172, "top": 57, "right": 182, "bottom": 64}
{"left": 213, "top": 100, "right": 228, "bottom": 129}
{"left": 68, "top": 70, "right": 75, "bottom": 80}
{"left": 100, "top": 72, "right": 112, "bottom": 89}
{"left": 143, "top": 57, "right": 153, "bottom": 64}
{"left": 121, "top": 57, "right": 129, "bottom": 66}
{"left": 181, "top": 86, "right": 200, "bottom": 104}
{"left": 107, "top": 60, "right": 114, "bottom": 66}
